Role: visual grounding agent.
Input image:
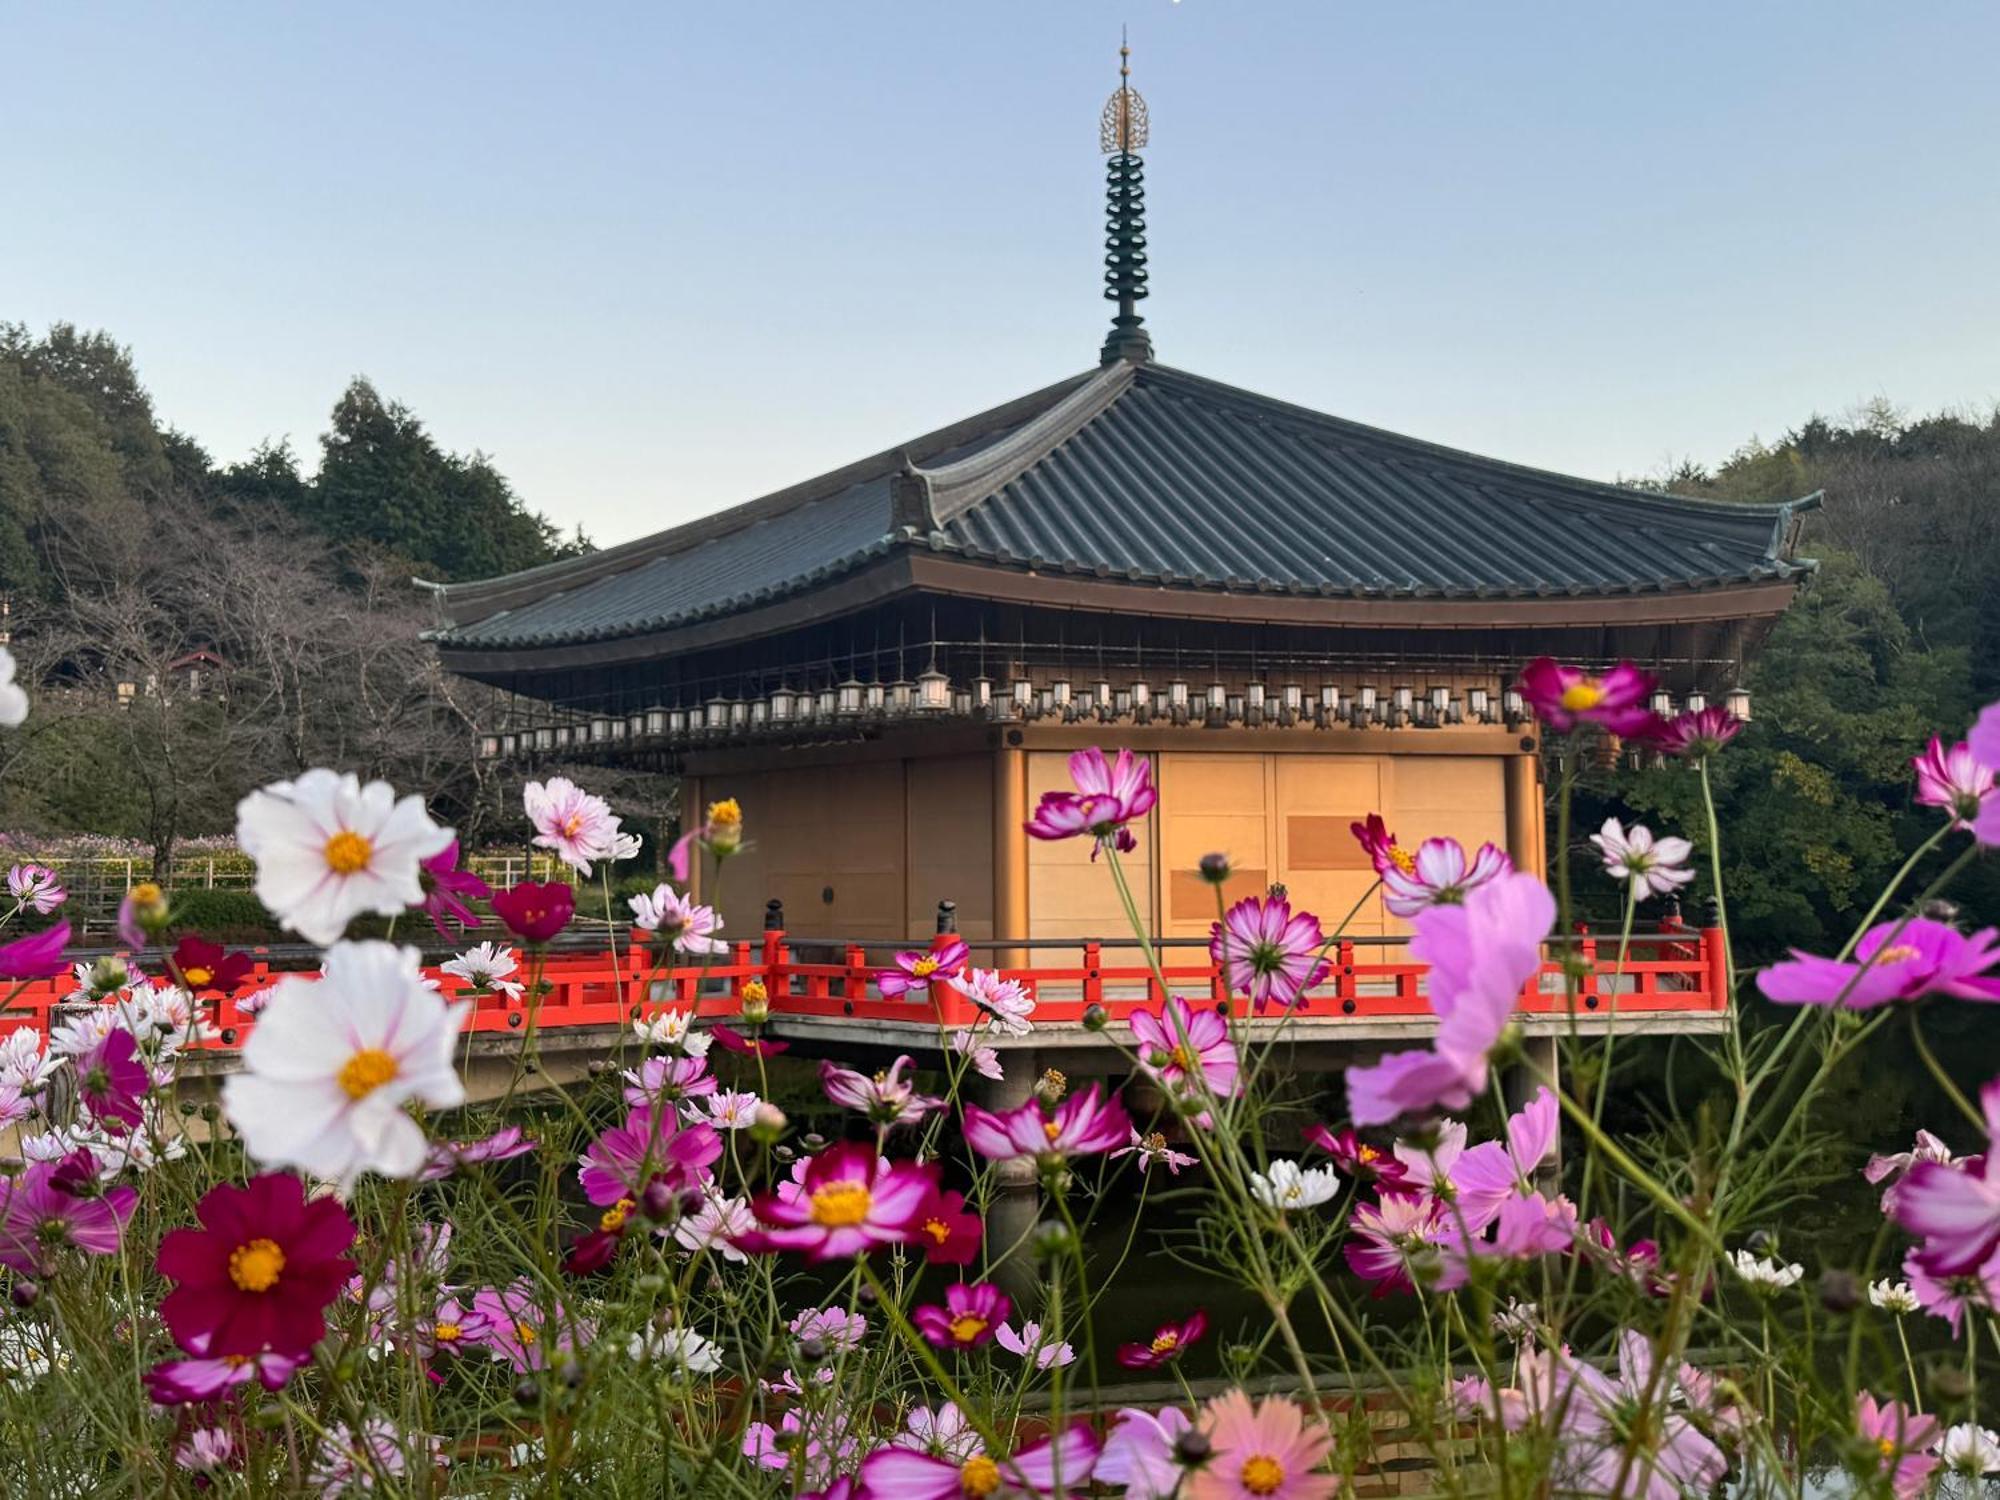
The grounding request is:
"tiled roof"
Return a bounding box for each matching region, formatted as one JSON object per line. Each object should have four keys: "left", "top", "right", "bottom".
{"left": 433, "top": 362, "right": 1816, "bottom": 650}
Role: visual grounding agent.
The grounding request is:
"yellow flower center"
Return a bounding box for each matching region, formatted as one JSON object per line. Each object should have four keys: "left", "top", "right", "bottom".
{"left": 337, "top": 1048, "right": 399, "bottom": 1100}
{"left": 227, "top": 1238, "right": 286, "bottom": 1292}
{"left": 911, "top": 956, "right": 940, "bottom": 978}
{"left": 808, "top": 1181, "right": 872, "bottom": 1227}
{"left": 1874, "top": 944, "right": 1920, "bottom": 966}
{"left": 959, "top": 1456, "right": 1001, "bottom": 1496}
{"left": 707, "top": 799, "right": 742, "bottom": 827}
{"left": 515, "top": 1321, "right": 539, "bottom": 1346}
{"left": 182, "top": 965, "right": 213, "bottom": 986}
{"left": 1242, "top": 1455, "right": 1286, "bottom": 1495}
{"left": 434, "top": 1321, "right": 462, "bottom": 1343}
{"left": 1042, "top": 1119, "right": 1063, "bottom": 1143}
{"left": 1877, "top": 1437, "right": 1899, "bottom": 1459}
{"left": 1357, "top": 1145, "right": 1379, "bottom": 1162}
{"left": 948, "top": 1314, "right": 988, "bottom": 1343}
{"left": 1385, "top": 846, "right": 1415, "bottom": 876}
{"left": 741, "top": 979, "right": 768, "bottom": 1003}
{"left": 923, "top": 1217, "right": 952, "bottom": 1245}
{"left": 130, "top": 882, "right": 164, "bottom": 907}
{"left": 1169, "top": 1044, "right": 1195, "bottom": 1071}
{"left": 1560, "top": 678, "right": 1606, "bottom": 712}
{"left": 1144, "top": 1132, "right": 1169, "bottom": 1152}
{"left": 322, "top": 830, "right": 373, "bottom": 875}
{"left": 561, "top": 813, "right": 585, "bottom": 839}
{"left": 600, "top": 1197, "right": 636, "bottom": 1233}
{"left": 1151, "top": 1331, "right": 1180, "bottom": 1353}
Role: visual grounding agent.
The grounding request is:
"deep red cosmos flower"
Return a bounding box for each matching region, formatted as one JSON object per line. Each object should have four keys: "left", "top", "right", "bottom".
{"left": 420, "top": 838, "right": 492, "bottom": 938}
{"left": 910, "top": 1185, "right": 982, "bottom": 1265}
{"left": 913, "top": 1281, "right": 1011, "bottom": 1349}
{"left": 156, "top": 1173, "right": 358, "bottom": 1358}
{"left": 1304, "top": 1124, "right": 1411, "bottom": 1188}
{"left": 710, "top": 1023, "right": 788, "bottom": 1058}
{"left": 0, "top": 920, "right": 69, "bottom": 980}
{"left": 491, "top": 881, "right": 575, "bottom": 944}
{"left": 169, "top": 936, "right": 253, "bottom": 995}
{"left": 1115, "top": 1308, "right": 1207, "bottom": 1368}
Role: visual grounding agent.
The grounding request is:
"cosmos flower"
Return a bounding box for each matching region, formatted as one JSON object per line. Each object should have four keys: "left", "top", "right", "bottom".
{"left": 878, "top": 938, "right": 970, "bottom": 1000}
{"left": 308, "top": 1417, "right": 415, "bottom": 1495}
{"left": 909, "top": 1185, "right": 982, "bottom": 1265}
{"left": 895, "top": 1403, "right": 983, "bottom": 1463}
{"left": 523, "top": 776, "right": 623, "bottom": 876}
{"left": 439, "top": 941, "right": 524, "bottom": 1002}
{"left": 1024, "top": 747, "right": 1157, "bottom": 856}
{"left": 912, "top": 1281, "right": 1011, "bottom": 1349}
{"left": 468, "top": 1281, "right": 585, "bottom": 1373}
{"left": 997, "top": 1320, "right": 1076, "bottom": 1370}
{"left": 1098, "top": 1407, "right": 1194, "bottom": 1500}
{"left": 1344, "top": 1192, "right": 1446, "bottom": 1296}
{"left": 155, "top": 1173, "right": 357, "bottom": 1358}
{"left": 1187, "top": 1390, "right": 1337, "bottom": 1500}
{"left": 1913, "top": 737, "right": 1994, "bottom": 827}
{"left": 1447, "top": 1086, "right": 1561, "bottom": 1232}
{"left": 1590, "top": 819, "right": 1695, "bottom": 900}
{"left": 235, "top": 769, "right": 452, "bottom": 946}
{"left": 672, "top": 1191, "right": 757, "bottom": 1263}
{"left": 667, "top": 798, "right": 745, "bottom": 883}
{"left": 0, "top": 1152, "right": 137, "bottom": 1275}
{"left": 734, "top": 1141, "right": 934, "bottom": 1261}
{"left": 860, "top": 1424, "right": 1099, "bottom": 1500}
{"left": 1130, "top": 995, "right": 1239, "bottom": 1104}
{"left": 1549, "top": 1333, "right": 1729, "bottom": 1499}
{"left": 1349, "top": 813, "right": 1407, "bottom": 879}
{"left": 1869, "top": 1279, "right": 1920, "bottom": 1314}
{"left": 1210, "top": 896, "right": 1328, "bottom": 1011}
{"left": 1902, "top": 1243, "right": 2000, "bottom": 1335}
{"left": 1381, "top": 838, "right": 1512, "bottom": 919}
{"left": 1937, "top": 1423, "right": 2000, "bottom": 1477}
{"left": 947, "top": 968, "right": 1035, "bottom": 1035}
{"left": 1965, "top": 701, "right": 2000, "bottom": 845}
{"left": 1865, "top": 1129, "right": 1961, "bottom": 1214}
{"left": 635, "top": 1008, "right": 712, "bottom": 1057}
{"left": 962, "top": 1084, "right": 1131, "bottom": 1164}
{"left": 1113, "top": 1129, "right": 1198, "bottom": 1174}
{"left": 790, "top": 1305, "right": 868, "bottom": 1354}
{"left": 1302, "top": 1125, "right": 1409, "bottom": 1188}
{"left": 1855, "top": 1392, "right": 1940, "bottom": 1500}
{"left": 1728, "top": 1249, "right": 1805, "bottom": 1292}
{"left": 709, "top": 1023, "right": 788, "bottom": 1058}
{"left": 1648, "top": 704, "right": 1743, "bottom": 759}
{"left": 578, "top": 1105, "right": 721, "bottom": 1207}
{"left": 222, "top": 941, "right": 469, "bottom": 1187}
{"left": 1758, "top": 918, "right": 2000, "bottom": 1008}
{"left": 145, "top": 1349, "right": 304, "bottom": 1404}
{"left": 0, "top": 921, "right": 69, "bottom": 981}
{"left": 1116, "top": 1309, "right": 1207, "bottom": 1369}
{"left": 1249, "top": 1160, "right": 1340, "bottom": 1213}
{"left": 820, "top": 1055, "right": 944, "bottom": 1125}
{"left": 74, "top": 1027, "right": 147, "bottom": 1128}
{"left": 0, "top": 648, "right": 28, "bottom": 726}
{"left": 627, "top": 1325, "right": 723, "bottom": 1372}
{"left": 1346, "top": 872, "right": 1555, "bottom": 1126}
{"left": 5, "top": 864, "right": 64, "bottom": 916}
{"left": 418, "top": 839, "right": 490, "bottom": 939}
{"left": 416, "top": 1296, "right": 493, "bottom": 1360}
{"left": 491, "top": 880, "right": 575, "bottom": 944}
{"left": 623, "top": 1053, "right": 720, "bottom": 1107}
{"left": 167, "top": 936, "right": 252, "bottom": 995}
{"left": 687, "top": 1090, "right": 762, "bottom": 1132}
{"left": 1516, "top": 658, "right": 1661, "bottom": 736}
{"left": 419, "top": 1126, "right": 536, "bottom": 1181}
{"left": 173, "top": 1426, "right": 236, "bottom": 1477}
{"left": 950, "top": 1029, "right": 1004, "bottom": 1081}
{"left": 628, "top": 886, "right": 728, "bottom": 955}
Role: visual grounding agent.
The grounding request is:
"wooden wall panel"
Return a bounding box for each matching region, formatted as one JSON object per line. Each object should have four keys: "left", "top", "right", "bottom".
{"left": 1388, "top": 755, "right": 1510, "bottom": 933}
{"left": 906, "top": 755, "right": 995, "bottom": 940}
{"left": 1275, "top": 755, "right": 1389, "bottom": 938}
{"left": 1159, "top": 753, "right": 1271, "bottom": 939}
{"left": 1026, "top": 751, "right": 1155, "bottom": 966}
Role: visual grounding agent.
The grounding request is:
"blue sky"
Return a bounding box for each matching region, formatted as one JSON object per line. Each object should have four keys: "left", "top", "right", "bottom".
{"left": 6, "top": 2, "right": 1998, "bottom": 547}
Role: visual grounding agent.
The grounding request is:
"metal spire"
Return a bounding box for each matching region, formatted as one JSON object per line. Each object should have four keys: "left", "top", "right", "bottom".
{"left": 1098, "top": 30, "right": 1153, "bottom": 365}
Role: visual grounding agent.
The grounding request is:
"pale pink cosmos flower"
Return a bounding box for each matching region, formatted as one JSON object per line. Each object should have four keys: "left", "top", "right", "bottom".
{"left": 672, "top": 1191, "right": 756, "bottom": 1263}
{"left": 789, "top": 1304, "right": 867, "bottom": 1354}
{"left": 5, "top": 864, "right": 64, "bottom": 916}
{"left": 1589, "top": 819, "right": 1695, "bottom": 900}
{"left": 628, "top": 886, "right": 727, "bottom": 955}
{"left": 1346, "top": 872, "right": 1555, "bottom": 1125}
{"left": 1113, "top": 1128, "right": 1198, "bottom": 1174}
{"left": 1902, "top": 1242, "right": 2000, "bottom": 1336}
{"left": 1865, "top": 1129, "right": 1961, "bottom": 1214}
{"left": 1914, "top": 736, "right": 1994, "bottom": 827}
{"left": 1855, "top": 1392, "right": 1940, "bottom": 1500}
{"left": 1210, "top": 896, "right": 1328, "bottom": 1011}
{"left": 962, "top": 1084, "right": 1131, "bottom": 1164}
{"left": 523, "top": 776, "right": 623, "bottom": 876}
{"left": 1129, "top": 994, "right": 1238, "bottom": 1105}
{"left": 1547, "top": 1332, "right": 1728, "bottom": 1500}
{"left": 996, "top": 1319, "right": 1076, "bottom": 1370}
{"left": 1188, "top": 1389, "right": 1337, "bottom": 1500}
{"left": 1381, "top": 837, "right": 1512, "bottom": 919}
{"left": 895, "top": 1403, "right": 982, "bottom": 1462}
{"left": 947, "top": 967, "right": 1035, "bottom": 1035}
{"left": 1098, "top": 1407, "right": 1194, "bottom": 1500}
{"left": 687, "top": 1089, "right": 763, "bottom": 1131}
{"left": 1449, "top": 1086, "right": 1561, "bottom": 1231}
{"left": 1344, "top": 1192, "right": 1446, "bottom": 1296}
{"left": 819, "top": 1055, "right": 944, "bottom": 1126}
{"left": 174, "top": 1426, "right": 236, "bottom": 1476}
{"left": 949, "top": 1029, "right": 1004, "bottom": 1081}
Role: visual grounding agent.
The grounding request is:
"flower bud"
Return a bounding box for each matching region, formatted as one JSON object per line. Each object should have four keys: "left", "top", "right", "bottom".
{"left": 1198, "top": 852, "right": 1231, "bottom": 885}
{"left": 1031, "top": 1220, "right": 1075, "bottom": 1258}
{"left": 9, "top": 1279, "right": 38, "bottom": 1309}
{"left": 1081, "top": 1004, "right": 1108, "bottom": 1032}
{"left": 1920, "top": 899, "right": 1961, "bottom": 925}
{"left": 558, "top": 1356, "right": 584, "bottom": 1389}
{"left": 1745, "top": 1228, "right": 1778, "bottom": 1257}
{"left": 801, "top": 1133, "right": 826, "bottom": 1152}
{"left": 798, "top": 1336, "right": 828, "bottom": 1364}
{"left": 638, "top": 1179, "right": 681, "bottom": 1223}
{"left": 1817, "top": 1268, "right": 1862, "bottom": 1314}
{"left": 705, "top": 799, "right": 744, "bottom": 858}
{"left": 513, "top": 1378, "right": 542, "bottom": 1406}
{"left": 124, "top": 883, "right": 171, "bottom": 935}
{"left": 740, "top": 978, "right": 770, "bottom": 1024}
{"left": 855, "top": 1280, "right": 878, "bottom": 1306}
{"left": 1174, "top": 1430, "right": 1213, "bottom": 1466}
{"left": 1929, "top": 1364, "right": 1972, "bottom": 1404}
{"left": 1036, "top": 1068, "right": 1068, "bottom": 1106}
{"left": 749, "top": 1102, "right": 788, "bottom": 1145}
{"left": 87, "top": 956, "right": 131, "bottom": 997}
{"left": 636, "top": 1273, "right": 666, "bottom": 1295}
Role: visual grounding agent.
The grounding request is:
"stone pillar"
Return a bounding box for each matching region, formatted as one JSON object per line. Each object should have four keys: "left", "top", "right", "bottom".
{"left": 1504, "top": 1033, "right": 1562, "bottom": 1193}
{"left": 993, "top": 742, "right": 1029, "bottom": 971}
{"left": 973, "top": 1048, "right": 1041, "bottom": 1296}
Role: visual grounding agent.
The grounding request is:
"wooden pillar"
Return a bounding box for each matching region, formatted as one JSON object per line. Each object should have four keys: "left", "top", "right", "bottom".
{"left": 1503, "top": 746, "right": 1545, "bottom": 879}
{"left": 994, "top": 743, "right": 1028, "bottom": 970}
{"left": 680, "top": 774, "right": 703, "bottom": 901}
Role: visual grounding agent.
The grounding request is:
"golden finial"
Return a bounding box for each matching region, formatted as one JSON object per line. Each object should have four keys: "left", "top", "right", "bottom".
{"left": 1100, "top": 30, "right": 1149, "bottom": 154}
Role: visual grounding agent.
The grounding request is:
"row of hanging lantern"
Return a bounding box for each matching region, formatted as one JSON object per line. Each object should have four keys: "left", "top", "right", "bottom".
{"left": 478, "top": 677, "right": 1750, "bottom": 757}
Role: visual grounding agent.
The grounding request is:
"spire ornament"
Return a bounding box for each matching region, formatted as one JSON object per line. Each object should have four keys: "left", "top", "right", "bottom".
{"left": 1099, "top": 33, "right": 1153, "bottom": 366}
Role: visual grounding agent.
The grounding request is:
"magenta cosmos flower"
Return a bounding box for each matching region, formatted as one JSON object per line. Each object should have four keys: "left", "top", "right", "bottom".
{"left": 962, "top": 1083, "right": 1131, "bottom": 1165}
{"left": 860, "top": 1423, "right": 1100, "bottom": 1500}
{"left": 1116, "top": 1308, "right": 1206, "bottom": 1369}
{"left": 0, "top": 1152, "right": 137, "bottom": 1276}
{"left": 735, "top": 1141, "right": 934, "bottom": 1261}
{"left": 75, "top": 1026, "right": 148, "bottom": 1128}
{"left": 1345, "top": 1192, "right": 1446, "bottom": 1297}
{"left": 912, "top": 1281, "right": 1012, "bottom": 1350}
{"left": 419, "top": 839, "right": 490, "bottom": 939}
{"left": 491, "top": 880, "right": 575, "bottom": 944}
{"left": 0, "top": 920, "right": 68, "bottom": 981}
{"left": 1024, "top": 747, "right": 1157, "bottom": 856}
{"left": 420, "top": 1126, "right": 537, "bottom": 1182}
{"left": 877, "top": 938, "right": 969, "bottom": 1000}
{"left": 469, "top": 1280, "right": 586, "bottom": 1372}
{"left": 1757, "top": 918, "right": 2000, "bottom": 1009}
{"left": 145, "top": 1349, "right": 304, "bottom": 1405}
{"left": 1210, "top": 896, "right": 1329, "bottom": 1011}
{"left": 1516, "top": 657, "right": 1660, "bottom": 736}
{"left": 1648, "top": 704, "right": 1743, "bottom": 759}
{"left": 1130, "top": 995, "right": 1238, "bottom": 1104}
{"left": 1188, "top": 1390, "right": 1336, "bottom": 1500}
{"left": 1895, "top": 1080, "right": 2000, "bottom": 1275}
{"left": 1345, "top": 872, "right": 1555, "bottom": 1126}
{"left": 578, "top": 1106, "right": 722, "bottom": 1207}
{"left": 1302, "top": 1125, "right": 1409, "bottom": 1188}
{"left": 1855, "top": 1392, "right": 1940, "bottom": 1500}
{"left": 1381, "top": 838, "right": 1512, "bottom": 919}
{"left": 1349, "top": 813, "right": 1406, "bottom": 878}
{"left": 156, "top": 1173, "right": 357, "bottom": 1358}
{"left": 820, "top": 1054, "right": 945, "bottom": 1125}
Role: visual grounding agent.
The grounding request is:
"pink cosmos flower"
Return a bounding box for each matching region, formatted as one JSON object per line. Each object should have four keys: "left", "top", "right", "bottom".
{"left": 416, "top": 1295, "right": 493, "bottom": 1360}
{"left": 0, "top": 920, "right": 69, "bottom": 980}
{"left": 419, "top": 839, "right": 490, "bottom": 939}
{"left": 1130, "top": 995, "right": 1239, "bottom": 1104}
{"left": 1116, "top": 1309, "right": 1206, "bottom": 1369}
{"left": 912, "top": 1281, "right": 1011, "bottom": 1349}
{"left": 5, "top": 864, "right": 64, "bottom": 916}
{"left": 174, "top": 1426, "right": 236, "bottom": 1476}
{"left": 709, "top": 1023, "right": 788, "bottom": 1058}
{"left": 1865, "top": 1129, "right": 1961, "bottom": 1214}
{"left": 419, "top": 1126, "right": 537, "bottom": 1181}
{"left": 735, "top": 1141, "right": 934, "bottom": 1261}
{"left": 468, "top": 1280, "right": 584, "bottom": 1372}
{"left": 1114, "top": 1128, "right": 1199, "bottom": 1174}
{"left": 1346, "top": 872, "right": 1555, "bottom": 1125}
{"left": 1903, "top": 1243, "right": 2000, "bottom": 1335}
{"left": 628, "top": 886, "right": 728, "bottom": 955}
{"left": 1914, "top": 737, "right": 1994, "bottom": 827}
{"left": 1516, "top": 657, "right": 1661, "bottom": 736}
{"left": 1381, "top": 838, "right": 1512, "bottom": 919}
{"left": 1210, "top": 896, "right": 1329, "bottom": 1011}
{"left": 1098, "top": 1407, "right": 1194, "bottom": 1500}
{"left": 75, "top": 1026, "right": 148, "bottom": 1128}
{"left": 0, "top": 1153, "right": 137, "bottom": 1275}
{"left": 820, "top": 1055, "right": 944, "bottom": 1125}
{"left": 145, "top": 1349, "right": 303, "bottom": 1404}
{"left": 790, "top": 1304, "right": 868, "bottom": 1353}
{"left": 1448, "top": 1086, "right": 1561, "bottom": 1231}
{"left": 1024, "top": 747, "right": 1156, "bottom": 857}
{"left": 523, "top": 776, "right": 623, "bottom": 876}
{"left": 1349, "top": 813, "right": 1407, "bottom": 878}
{"left": 1856, "top": 1392, "right": 1941, "bottom": 1500}
{"left": 951, "top": 1029, "right": 1005, "bottom": 1081}
{"left": 1589, "top": 819, "right": 1695, "bottom": 901}
{"left": 860, "top": 1423, "right": 1100, "bottom": 1500}
{"left": 578, "top": 1106, "right": 722, "bottom": 1207}
{"left": 743, "top": 1410, "right": 857, "bottom": 1491}
{"left": 623, "top": 1053, "right": 720, "bottom": 1106}
{"left": 1188, "top": 1389, "right": 1336, "bottom": 1500}
{"left": 948, "top": 968, "right": 1035, "bottom": 1035}
{"left": 962, "top": 1083, "right": 1132, "bottom": 1164}
{"left": 1648, "top": 704, "right": 1743, "bottom": 759}
{"left": 1548, "top": 1332, "right": 1728, "bottom": 1499}
{"left": 1345, "top": 1192, "right": 1446, "bottom": 1296}
{"left": 996, "top": 1319, "right": 1076, "bottom": 1369}
{"left": 1302, "top": 1126, "right": 1410, "bottom": 1188}
{"left": 1758, "top": 918, "right": 2000, "bottom": 1008}
{"left": 877, "top": 938, "right": 969, "bottom": 1000}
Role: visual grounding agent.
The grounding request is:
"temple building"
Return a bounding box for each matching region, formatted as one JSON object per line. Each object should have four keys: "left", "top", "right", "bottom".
{"left": 426, "top": 50, "right": 1816, "bottom": 960}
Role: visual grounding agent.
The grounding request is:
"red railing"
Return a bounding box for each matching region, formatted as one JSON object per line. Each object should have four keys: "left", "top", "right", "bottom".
{"left": 0, "top": 927, "right": 1725, "bottom": 1049}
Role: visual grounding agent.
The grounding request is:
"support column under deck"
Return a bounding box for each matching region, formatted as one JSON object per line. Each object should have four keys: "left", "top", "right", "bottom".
{"left": 994, "top": 742, "right": 1028, "bottom": 971}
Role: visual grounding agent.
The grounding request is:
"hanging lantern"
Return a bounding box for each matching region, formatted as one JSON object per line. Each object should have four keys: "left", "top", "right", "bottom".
{"left": 750, "top": 700, "right": 769, "bottom": 728}
{"left": 814, "top": 685, "right": 839, "bottom": 719}
{"left": 1225, "top": 693, "right": 1245, "bottom": 724}
{"left": 667, "top": 708, "right": 689, "bottom": 736}
{"left": 767, "top": 689, "right": 793, "bottom": 724}
{"left": 1725, "top": 687, "right": 1752, "bottom": 722}
{"left": 730, "top": 699, "right": 750, "bottom": 730}
{"left": 916, "top": 667, "right": 951, "bottom": 711}
{"left": 951, "top": 688, "right": 973, "bottom": 715}
{"left": 1011, "top": 678, "right": 1036, "bottom": 719}
{"left": 1244, "top": 682, "right": 1267, "bottom": 727}
{"left": 589, "top": 716, "right": 611, "bottom": 742}
{"left": 1501, "top": 689, "right": 1525, "bottom": 726}
{"left": 837, "top": 678, "right": 864, "bottom": 715}
{"left": 500, "top": 732, "right": 519, "bottom": 756}
{"left": 479, "top": 734, "right": 501, "bottom": 758}
{"left": 1467, "top": 688, "right": 1490, "bottom": 723}
{"left": 1429, "top": 686, "right": 1451, "bottom": 725}
{"left": 1649, "top": 690, "right": 1673, "bottom": 718}
{"left": 705, "top": 697, "right": 729, "bottom": 731}
{"left": 1685, "top": 691, "right": 1708, "bottom": 714}
{"left": 972, "top": 676, "right": 995, "bottom": 715}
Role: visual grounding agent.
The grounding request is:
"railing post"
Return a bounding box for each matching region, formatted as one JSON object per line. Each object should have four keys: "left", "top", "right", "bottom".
{"left": 761, "top": 902, "right": 788, "bottom": 1005}
{"left": 1700, "top": 925, "right": 1728, "bottom": 1010}
{"left": 1579, "top": 935, "right": 1600, "bottom": 1009}
{"left": 1082, "top": 942, "right": 1102, "bottom": 1008}
{"left": 936, "top": 899, "right": 957, "bottom": 935}
{"left": 844, "top": 944, "right": 869, "bottom": 1002}
{"left": 1336, "top": 939, "right": 1356, "bottom": 1009}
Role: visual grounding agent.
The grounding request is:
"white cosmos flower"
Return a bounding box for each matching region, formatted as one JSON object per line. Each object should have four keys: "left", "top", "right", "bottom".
{"left": 223, "top": 941, "right": 469, "bottom": 1188}
{"left": 0, "top": 1029, "right": 58, "bottom": 1091}
{"left": 1870, "top": 1279, "right": 1920, "bottom": 1313}
{"left": 1938, "top": 1423, "right": 2000, "bottom": 1475}
{"left": 626, "top": 1326, "right": 722, "bottom": 1373}
{"left": 0, "top": 649, "right": 28, "bottom": 728}
{"left": 687, "top": 1089, "right": 761, "bottom": 1131}
{"left": 1249, "top": 1159, "right": 1340, "bottom": 1211}
{"left": 440, "top": 942, "right": 524, "bottom": 1001}
{"left": 1728, "top": 1249, "right": 1803, "bottom": 1292}
{"left": 947, "top": 968, "right": 1035, "bottom": 1036}
{"left": 635, "top": 1008, "right": 712, "bottom": 1058}
{"left": 1589, "top": 818, "right": 1695, "bottom": 901}
{"left": 236, "top": 769, "right": 452, "bottom": 945}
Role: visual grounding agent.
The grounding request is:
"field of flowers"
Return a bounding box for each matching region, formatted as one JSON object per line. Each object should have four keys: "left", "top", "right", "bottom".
{"left": 0, "top": 647, "right": 1993, "bottom": 1496}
